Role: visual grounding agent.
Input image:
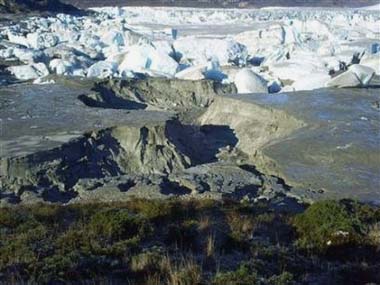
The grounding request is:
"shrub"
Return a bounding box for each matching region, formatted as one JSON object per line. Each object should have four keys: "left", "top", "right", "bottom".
{"left": 268, "top": 271, "right": 295, "bottom": 285}
{"left": 130, "top": 249, "right": 164, "bottom": 273}
{"left": 166, "top": 220, "right": 199, "bottom": 250}
{"left": 0, "top": 207, "right": 29, "bottom": 229}
{"left": 87, "top": 208, "right": 150, "bottom": 241}
{"left": 226, "top": 211, "right": 255, "bottom": 244}
{"left": 167, "top": 256, "right": 202, "bottom": 285}
{"left": 126, "top": 199, "right": 180, "bottom": 221}
{"left": 368, "top": 222, "right": 380, "bottom": 248}
{"left": 213, "top": 263, "right": 258, "bottom": 285}
{"left": 292, "top": 200, "right": 363, "bottom": 251}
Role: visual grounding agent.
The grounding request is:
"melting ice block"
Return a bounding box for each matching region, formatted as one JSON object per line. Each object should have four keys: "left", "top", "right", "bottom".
{"left": 87, "top": 61, "right": 118, "bottom": 78}
{"left": 7, "top": 63, "right": 49, "bottom": 80}
{"left": 118, "top": 44, "right": 178, "bottom": 77}
{"left": 234, "top": 69, "right": 268, "bottom": 94}
{"left": 326, "top": 64, "right": 375, "bottom": 88}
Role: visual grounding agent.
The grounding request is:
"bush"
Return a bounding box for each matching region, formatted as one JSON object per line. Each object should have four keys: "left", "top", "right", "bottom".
{"left": 166, "top": 220, "right": 199, "bottom": 250}
{"left": 88, "top": 208, "right": 150, "bottom": 241}
{"left": 213, "top": 263, "right": 258, "bottom": 285}
{"left": 268, "top": 271, "right": 295, "bottom": 285}
{"left": 293, "top": 200, "right": 366, "bottom": 251}
{"left": 127, "top": 199, "right": 175, "bottom": 220}
{"left": 167, "top": 256, "right": 202, "bottom": 285}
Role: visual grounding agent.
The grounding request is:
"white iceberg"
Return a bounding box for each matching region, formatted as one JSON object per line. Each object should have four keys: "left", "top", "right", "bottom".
{"left": 234, "top": 69, "right": 268, "bottom": 94}
{"left": 7, "top": 63, "right": 49, "bottom": 80}
{"left": 26, "top": 33, "right": 59, "bottom": 50}
{"left": 118, "top": 44, "right": 178, "bottom": 77}
{"left": 87, "top": 61, "right": 118, "bottom": 78}
{"left": 326, "top": 64, "right": 375, "bottom": 88}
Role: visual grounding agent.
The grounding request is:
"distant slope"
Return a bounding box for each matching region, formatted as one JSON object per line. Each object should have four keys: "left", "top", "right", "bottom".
{"left": 361, "top": 3, "right": 380, "bottom": 9}
{"left": 62, "top": 0, "right": 380, "bottom": 8}
{"left": 0, "top": 0, "right": 80, "bottom": 13}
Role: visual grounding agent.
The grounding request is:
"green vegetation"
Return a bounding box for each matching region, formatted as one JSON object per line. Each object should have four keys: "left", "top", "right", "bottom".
{"left": 0, "top": 199, "right": 379, "bottom": 284}
{"left": 213, "top": 263, "right": 258, "bottom": 285}
{"left": 293, "top": 200, "right": 380, "bottom": 252}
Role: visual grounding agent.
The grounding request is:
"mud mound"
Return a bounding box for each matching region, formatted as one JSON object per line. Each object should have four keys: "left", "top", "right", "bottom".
{"left": 1, "top": 78, "right": 378, "bottom": 205}
{"left": 199, "top": 94, "right": 305, "bottom": 158}
{"left": 99, "top": 78, "right": 237, "bottom": 112}
{"left": 1, "top": 122, "right": 192, "bottom": 195}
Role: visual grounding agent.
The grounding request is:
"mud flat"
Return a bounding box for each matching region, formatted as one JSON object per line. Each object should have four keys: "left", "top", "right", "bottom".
{"left": 202, "top": 90, "right": 380, "bottom": 202}
{"left": 0, "top": 78, "right": 379, "bottom": 205}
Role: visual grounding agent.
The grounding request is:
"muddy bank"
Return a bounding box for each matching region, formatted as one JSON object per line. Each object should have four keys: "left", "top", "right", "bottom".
{"left": 0, "top": 77, "right": 379, "bottom": 205}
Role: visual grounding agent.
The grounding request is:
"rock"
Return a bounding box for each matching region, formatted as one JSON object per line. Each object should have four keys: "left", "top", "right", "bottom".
{"left": 171, "top": 163, "right": 262, "bottom": 197}
{"left": 7, "top": 62, "right": 49, "bottom": 80}
{"left": 234, "top": 68, "right": 268, "bottom": 93}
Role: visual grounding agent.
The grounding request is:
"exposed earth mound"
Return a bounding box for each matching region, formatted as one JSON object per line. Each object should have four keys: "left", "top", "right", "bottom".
{"left": 0, "top": 77, "right": 379, "bottom": 206}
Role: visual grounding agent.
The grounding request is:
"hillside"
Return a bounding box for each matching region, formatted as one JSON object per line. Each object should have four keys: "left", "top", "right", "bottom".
{"left": 0, "top": 0, "right": 79, "bottom": 13}
{"left": 63, "top": 0, "right": 380, "bottom": 8}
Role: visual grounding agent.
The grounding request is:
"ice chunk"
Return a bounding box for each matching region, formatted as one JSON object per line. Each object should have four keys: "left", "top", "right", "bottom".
{"left": 203, "top": 58, "right": 227, "bottom": 82}
{"left": 175, "top": 65, "right": 205, "bottom": 80}
{"left": 7, "top": 63, "right": 49, "bottom": 80}
{"left": 87, "top": 61, "right": 118, "bottom": 78}
{"left": 100, "top": 30, "right": 125, "bottom": 47}
{"left": 326, "top": 71, "right": 361, "bottom": 88}
{"left": 49, "top": 59, "right": 74, "bottom": 75}
{"left": 359, "top": 55, "right": 380, "bottom": 75}
{"left": 349, "top": 64, "right": 375, "bottom": 86}
{"left": 12, "top": 48, "right": 45, "bottom": 63}
{"left": 27, "top": 33, "right": 59, "bottom": 50}
{"left": 234, "top": 69, "right": 268, "bottom": 94}
{"left": 174, "top": 37, "right": 248, "bottom": 66}
{"left": 118, "top": 44, "right": 178, "bottom": 76}
{"left": 292, "top": 73, "right": 331, "bottom": 91}
{"left": 325, "top": 65, "right": 375, "bottom": 88}
{"left": 6, "top": 31, "right": 28, "bottom": 47}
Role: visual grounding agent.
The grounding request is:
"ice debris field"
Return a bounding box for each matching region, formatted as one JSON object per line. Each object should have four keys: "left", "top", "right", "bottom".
{"left": 0, "top": 5, "right": 379, "bottom": 93}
